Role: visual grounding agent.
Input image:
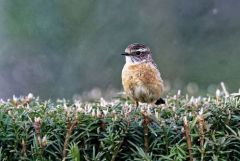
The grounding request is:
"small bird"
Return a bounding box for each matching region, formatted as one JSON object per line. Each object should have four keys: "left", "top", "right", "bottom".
{"left": 121, "top": 43, "right": 165, "bottom": 107}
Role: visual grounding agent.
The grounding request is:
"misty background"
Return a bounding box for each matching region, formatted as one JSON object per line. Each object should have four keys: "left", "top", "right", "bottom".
{"left": 0, "top": 0, "right": 240, "bottom": 99}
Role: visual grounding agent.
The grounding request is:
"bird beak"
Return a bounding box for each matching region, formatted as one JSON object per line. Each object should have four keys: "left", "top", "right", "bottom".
{"left": 121, "top": 53, "right": 130, "bottom": 56}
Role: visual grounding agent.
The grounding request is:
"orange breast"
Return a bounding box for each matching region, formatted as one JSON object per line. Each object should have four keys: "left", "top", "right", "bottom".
{"left": 121, "top": 62, "right": 164, "bottom": 103}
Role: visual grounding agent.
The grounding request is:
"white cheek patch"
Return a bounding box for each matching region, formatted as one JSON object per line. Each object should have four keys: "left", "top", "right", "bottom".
{"left": 125, "top": 56, "right": 133, "bottom": 63}
{"left": 125, "top": 56, "right": 146, "bottom": 64}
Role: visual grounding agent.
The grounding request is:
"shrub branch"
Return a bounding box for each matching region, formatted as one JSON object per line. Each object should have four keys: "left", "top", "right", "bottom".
{"left": 183, "top": 116, "right": 193, "bottom": 161}
{"left": 62, "top": 117, "right": 78, "bottom": 161}
{"left": 142, "top": 112, "right": 150, "bottom": 152}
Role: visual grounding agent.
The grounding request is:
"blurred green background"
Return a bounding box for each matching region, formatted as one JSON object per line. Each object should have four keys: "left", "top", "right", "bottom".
{"left": 0, "top": 0, "right": 239, "bottom": 99}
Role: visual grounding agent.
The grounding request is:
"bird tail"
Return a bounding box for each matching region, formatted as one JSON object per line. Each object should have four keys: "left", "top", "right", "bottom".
{"left": 155, "top": 98, "right": 165, "bottom": 105}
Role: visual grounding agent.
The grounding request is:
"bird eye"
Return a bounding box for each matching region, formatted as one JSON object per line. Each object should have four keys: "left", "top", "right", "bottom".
{"left": 136, "top": 51, "right": 141, "bottom": 55}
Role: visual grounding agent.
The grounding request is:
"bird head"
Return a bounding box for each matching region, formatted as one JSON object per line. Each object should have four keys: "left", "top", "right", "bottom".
{"left": 122, "top": 43, "right": 153, "bottom": 64}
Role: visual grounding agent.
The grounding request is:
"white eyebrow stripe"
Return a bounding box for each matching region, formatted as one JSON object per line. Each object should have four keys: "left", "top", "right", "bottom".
{"left": 134, "top": 48, "right": 147, "bottom": 52}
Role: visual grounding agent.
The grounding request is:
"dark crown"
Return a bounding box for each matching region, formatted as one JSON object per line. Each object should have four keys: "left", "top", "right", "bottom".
{"left": 125, "top": 43, "right": 151, "bottom": 55}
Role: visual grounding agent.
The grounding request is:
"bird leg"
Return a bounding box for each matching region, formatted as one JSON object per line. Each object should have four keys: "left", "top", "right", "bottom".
{"left": 135, "top": 101, "right": 139, "bottom": 107}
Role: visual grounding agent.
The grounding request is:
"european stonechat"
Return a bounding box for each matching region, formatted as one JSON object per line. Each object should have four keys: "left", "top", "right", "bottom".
{"left": 121, "top": 43, "right": 165, "bottom": 106}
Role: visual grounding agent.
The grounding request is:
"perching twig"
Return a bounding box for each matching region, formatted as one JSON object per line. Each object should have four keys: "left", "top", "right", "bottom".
{"left": 62, "top": 118, "right": 78, "bottom": 161}
{"left": 142, "top": 112, "right": 150, "bottom": 152}
{"left": 21, "top": 139, "right": 27, "bottom": 157}
{"left": 111, "top": 139, "right": 124, "bottom": 161}
{"left": 183, "top": 116, "right": 193, "bottom": 161}
{"left": 197, "top": 114, "right": 205, "bottom": 161}
{"left": 33, "top": 117, "right": 42, "bottom": 147}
